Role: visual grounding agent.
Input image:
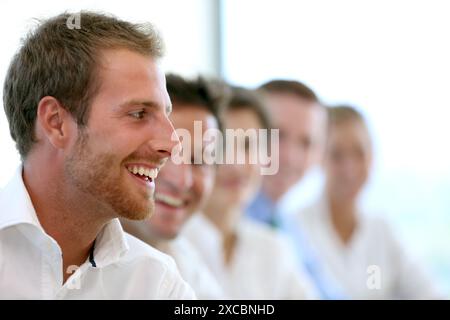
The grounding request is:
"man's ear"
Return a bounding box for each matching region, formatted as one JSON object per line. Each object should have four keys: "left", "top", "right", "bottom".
{"left": 36, "top": 96, "right": 75, "bottom": 150}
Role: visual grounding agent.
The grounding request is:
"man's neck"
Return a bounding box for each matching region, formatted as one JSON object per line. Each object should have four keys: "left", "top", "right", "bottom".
{"left": 152, "top": 238, "right": 172, "bottom": 254}
{"left": 327, "top": 194, "right": 358, "bottom": 245}
{"left": 205, "top": 205, "right": 240, "bottom": 237}
{"left": 23, "top": 161, "right": 111, "bottom": 283}
{"left": 120, "top": 219, "right": 167, "bottom": 251}
{"left": 204, "top": 206, "right": 240, "bottom": 265}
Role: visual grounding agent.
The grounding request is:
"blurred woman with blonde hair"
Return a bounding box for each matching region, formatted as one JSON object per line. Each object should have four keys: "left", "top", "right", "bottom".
{"left": 293, "top": 105, "right": 443, "bottom": 299}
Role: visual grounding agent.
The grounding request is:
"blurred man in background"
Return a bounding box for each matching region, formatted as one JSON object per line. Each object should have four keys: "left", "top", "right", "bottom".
{"left": 247, "top": 80, "right": 326, "bottom": 225}
{"left": 246, "top": 79, "right": 343, "bottom": 299}
{"left": 121, "top": 74, "right": 225, "bottom": 299}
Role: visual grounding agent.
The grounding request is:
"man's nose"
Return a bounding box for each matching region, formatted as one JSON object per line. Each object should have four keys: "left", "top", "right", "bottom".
{"left": 152, "top": 114, "right": 181, "bottom": 160}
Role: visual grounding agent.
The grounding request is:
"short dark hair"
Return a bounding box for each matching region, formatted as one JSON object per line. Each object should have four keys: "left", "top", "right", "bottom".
{"left": 165, "top": 73, "right": 226, "bottom": 132}
{"left": 259, "top": 79, "right": 319, "bottom": 103}
{"left": 3, "top": 11, "right": 164, "bottom": 159}
{"left": 227, "top": 86, "right": 272, "bottom": 130}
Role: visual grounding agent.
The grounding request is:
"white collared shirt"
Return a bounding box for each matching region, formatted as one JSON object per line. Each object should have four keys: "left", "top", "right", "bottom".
{"left": 183, "top": 213, "right": 319, "bottom": 300}
{"left": 0, "top": 167, "right": 196, "bottom": 299}
{"left": 163, "top": 236, "right": 225, "bottom": 299}
{"left": 295, "top": 196, "right": 443, "bottom": 299}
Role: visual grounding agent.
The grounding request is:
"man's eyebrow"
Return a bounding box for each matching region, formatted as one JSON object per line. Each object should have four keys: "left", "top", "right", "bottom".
{"left": 119, "top": 99, "right": 172, "bottom": 115}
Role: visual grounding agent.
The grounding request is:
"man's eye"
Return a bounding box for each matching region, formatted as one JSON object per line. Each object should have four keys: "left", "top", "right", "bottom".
{"left": 129, "top": 110, "right": 146, "bottom": 119}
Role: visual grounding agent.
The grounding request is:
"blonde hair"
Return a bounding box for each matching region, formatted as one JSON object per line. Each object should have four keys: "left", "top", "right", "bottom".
{"left": 326, "top": 104, "right": 372, "bottom": 146}
{"left": 327, "top": 105, "right": 367, "bottom": 127}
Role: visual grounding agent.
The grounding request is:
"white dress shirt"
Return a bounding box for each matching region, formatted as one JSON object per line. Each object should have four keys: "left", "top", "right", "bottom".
{"left": 183, "top": 213, "right": 318, "bottom": 300}
{"left": 163, "top": 236, "right": 225, "bottom": 299}
{"left": 0, "top": 167, "right": 196, "bottom": 299}
{"left": 295, "top": 196, "right": 443, "bottom": 299}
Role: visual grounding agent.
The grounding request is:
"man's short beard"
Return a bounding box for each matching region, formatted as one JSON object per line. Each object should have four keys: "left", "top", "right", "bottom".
{"left": 64, "top": 129, "right": 154, "bottom": 221}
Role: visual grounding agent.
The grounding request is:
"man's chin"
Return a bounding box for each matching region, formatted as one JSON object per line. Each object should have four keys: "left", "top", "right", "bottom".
{"left": 117, "top": 204, "right": 154, "bottom": 221}
{"left": 157, "top": 229, "right": 180, "bottom": 241}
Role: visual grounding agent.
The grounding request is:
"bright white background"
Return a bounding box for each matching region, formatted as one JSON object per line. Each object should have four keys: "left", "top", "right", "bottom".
{"left": 0, "top": 0, "right": 449, "bottom": 295}
{"left": 222, "top": 0, "right": 450, "bottom": 294}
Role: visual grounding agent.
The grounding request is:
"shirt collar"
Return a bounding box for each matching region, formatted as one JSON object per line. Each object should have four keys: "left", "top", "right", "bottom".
{"left": 254, "top": 190, "right": 276, "bottom": 209}
{"left": 0, "top": 166, "right": 42, "bottom": 230}
{"left": 0, "top": 165, "right": 130, "bottom": 268}
{"left": 92, "top": 218, "right": 129, "bottom": 268}
{"left": 246, "top": 189, "right": 277, "bottom": 222}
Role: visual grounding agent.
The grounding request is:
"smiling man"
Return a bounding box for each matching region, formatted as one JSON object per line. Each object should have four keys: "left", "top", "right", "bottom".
{"left": 121, "top": 74, "right": 226, "bottom": 299}
{"left": 0, "top": 12, "right": 195, "bottom": 299}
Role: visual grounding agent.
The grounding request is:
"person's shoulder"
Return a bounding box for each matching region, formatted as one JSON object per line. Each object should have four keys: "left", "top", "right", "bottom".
{"left": 118, "top": 232, "right": 196, "bottom": 299}
{"left": 183, "top": 213, "right": 221, "bottom": 245}
{"left": 167, "top": 236, "right": 205, "bottom": 266}
{"left": 241, "top": 217, "right": 276, "bottom": 237}
{"left": 119, "top": 232, "right": 183, "bottom": 284}
{"left": 170, "top": 236, "right": 199, "bottom": 257}
{"left": 169, "top": 236, "right": 226, "bottom": 299}
{"left": 292, "top": 199, "right": 325, "bottom": 231}
{"left": 240, "top": 218, "right": 289, "bottom": 250}
{"left": 357, "top": 212, "right": 409, "bottom": 255}
{"left": 360, "top": 212, "right": 395, "bottom": 235}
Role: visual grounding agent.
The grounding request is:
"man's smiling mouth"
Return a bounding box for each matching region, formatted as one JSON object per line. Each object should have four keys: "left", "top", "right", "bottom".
{"left": 126, "top": 164, "right": 158, "bottom": 182}
{"left": 155, "top": 193, "right": 185, "bottom": 208}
